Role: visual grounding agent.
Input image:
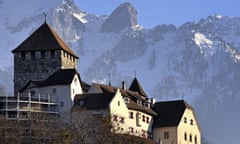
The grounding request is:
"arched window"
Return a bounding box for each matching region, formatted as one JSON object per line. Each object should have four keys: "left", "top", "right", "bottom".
{"left": 189, "top": 134, "right": 192, "bottom": 142}
{"left": 184, "top": 132, "right": 187, "bottom": 141}
{"left": 195, "top": 136, "right": 197, "bottom": 144}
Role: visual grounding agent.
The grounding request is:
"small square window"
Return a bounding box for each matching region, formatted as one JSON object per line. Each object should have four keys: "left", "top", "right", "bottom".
{"left": 129, "top": 127, "right": 134, "bottom": 133}
{"left": 184, "top": 117, "right": 187, "bottom": 123}
{"left": 142, "top": 115, "right": 145, "bottom": 122}
{"left": 119, "top": 117, "right": 125, "bottom": 123}
{"left": 146, "top": 117, "right": 150, "bottom": 123}
{"left": 129, "top": 112, "right": 134, "bottom": 119}
{"left": 113, "top": 115, "right": 118, "bottom": 122}
{"left": 190, "top": 119, "right": 194, "bottom": 125}
{"left": 164, "top": 132, "right": 169, "bottom": 139}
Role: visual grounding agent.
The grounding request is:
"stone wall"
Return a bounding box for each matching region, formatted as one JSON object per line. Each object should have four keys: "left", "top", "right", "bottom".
{"left": 13, "top": 49, "right": 77, "bottom": 95}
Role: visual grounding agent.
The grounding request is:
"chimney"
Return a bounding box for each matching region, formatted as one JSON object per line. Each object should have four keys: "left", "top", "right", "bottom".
{"left": 150, "top": 98, "right": 156, "bottom": 107}
{"left": 122, "top": 81, "right": 126, "bottom": 90}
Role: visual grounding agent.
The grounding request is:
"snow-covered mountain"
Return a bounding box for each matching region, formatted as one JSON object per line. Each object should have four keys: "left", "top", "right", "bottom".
{"left": 1, "top": 0, "right": 240, "bottom": 143}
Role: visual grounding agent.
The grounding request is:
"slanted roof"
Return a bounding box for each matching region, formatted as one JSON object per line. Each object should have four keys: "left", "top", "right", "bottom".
{"left": 19, "top": 80, "right": 42, "bottom": 92}
{"left": 88, "top": 83, "right": 156, "bottom": 115}
{"left": 74, "top": 93, "right": 115, "bottom": 110}
{"left": 153, "top": 100, "right": 193, "bottom": 128}
{"left": 129, "top": 77, "right": 147, "bottom": 97}
{"left": 12, "top": 22, "right": 78, "bottom": 58}
{"left": 20, "top": 68, "right": 83, "bottom": 91}
{"left": 39, "top": 69, "right": 79, "bottom": 87}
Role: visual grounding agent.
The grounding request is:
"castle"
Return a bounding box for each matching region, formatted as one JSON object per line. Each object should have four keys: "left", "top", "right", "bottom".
{"left": 0, "top": 22, "right": 201, "bottom": 144}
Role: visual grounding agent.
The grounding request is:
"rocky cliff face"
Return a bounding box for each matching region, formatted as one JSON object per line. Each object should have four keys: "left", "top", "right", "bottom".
{"left": 100, "top": 2, "right": 138, "bottom": 33}
{"left": 0, "top": 1, "right": 240, "bottom": 143}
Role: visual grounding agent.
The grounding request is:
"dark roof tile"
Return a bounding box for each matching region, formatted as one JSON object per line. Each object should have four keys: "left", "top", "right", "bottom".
{"left": 74, "top": 93, "right": 115, "bottom": 110}
{"left": 12, "top": 22, "right": 78, "bottom": 58}
{"left": 39, "top": 69, "right": 79, "bottom": 87}
{"left": 153, "top": 100, "right": 193, "bottom": 128}
{"left": 129, "top": 77, "right": 147, "bottom": 97}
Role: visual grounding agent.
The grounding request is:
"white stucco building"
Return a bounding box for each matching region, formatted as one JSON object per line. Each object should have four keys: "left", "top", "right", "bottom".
{"left": 73, "top": 78, "right": 157, "bottom": 138}
{"left": 153, "top": 100, "right": 201, "bottom": 144}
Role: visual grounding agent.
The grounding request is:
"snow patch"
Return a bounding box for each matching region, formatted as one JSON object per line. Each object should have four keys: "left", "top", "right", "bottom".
{"left": 73, "top": 12, "right": 88, "bottom": 23}
{"left": 193, "top": 32, "right": 215, "bottom": 56}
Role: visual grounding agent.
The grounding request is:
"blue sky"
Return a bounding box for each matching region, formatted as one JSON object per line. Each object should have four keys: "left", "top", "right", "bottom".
{"left": 76, "top": 0, "right": 240, "bottom": 28}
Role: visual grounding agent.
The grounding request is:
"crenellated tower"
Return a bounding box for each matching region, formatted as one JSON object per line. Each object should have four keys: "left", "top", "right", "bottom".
{"left": 12, "top": 22, "right": 79, "bottom": 95}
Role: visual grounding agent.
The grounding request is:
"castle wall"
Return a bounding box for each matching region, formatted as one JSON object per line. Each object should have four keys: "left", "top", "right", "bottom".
{"left": 14, "top": 50, "right": 77, "bottom": 95}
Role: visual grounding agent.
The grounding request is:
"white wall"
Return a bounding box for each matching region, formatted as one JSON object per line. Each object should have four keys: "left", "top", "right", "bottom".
{"left": 177, "top": 108, "right": 201, "bottom": 144}
{"left": 109, "top": 89, "right": 153, "bottom": 138}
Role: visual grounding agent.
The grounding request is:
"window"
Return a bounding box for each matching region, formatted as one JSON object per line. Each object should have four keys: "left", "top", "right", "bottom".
{"left": 142, "top": 115, "right": 145, "bottom": 122}
{"left": 31, "top": 51, "right": 35, "bottom": 60}
{"left": 146, "top": 117, "right": 150, "bottom": 123}
{"left": 113, "top": 115, "right": 118, "bottom": 122}
{"left": 119, "top": 117, "right": 125, "bottom": 123}
{"left": 129, "top": 112, "right": 134, "bottom": 119}
{"left": 184, "top": 117, "right": 187, "bottom": 123}
{"left": 41, "top": 51, "right": 45, "bottom": 59}
{"left": 184, "top": 132, "right": 187, "bottom": 141}
{"left": 21, "top": 52, "right": 26, "bottom": 60}
{"left": 195, "top": 136, "right": 197, "bottom": 144}
{"left": 118, "top": 101, "right": 120, "bottom": 106}
{"left": 142, "top": 130, "right": 146, "bottom": 138}
{"left": 129, "top": 127, "right": 134, "bottom": 133}
{"left": 189, "top": 134, "right": 192, "bottom": 142}
{"left": 163, "top": 132, "right": 169, "bottom": 139}
{"left": 190, "top": 119, "right": 194, "bottom": 125}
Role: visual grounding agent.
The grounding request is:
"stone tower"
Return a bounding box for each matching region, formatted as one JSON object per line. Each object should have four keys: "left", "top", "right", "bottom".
{"left": 12, "top": 22, "right": 79, "bottom": 95}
